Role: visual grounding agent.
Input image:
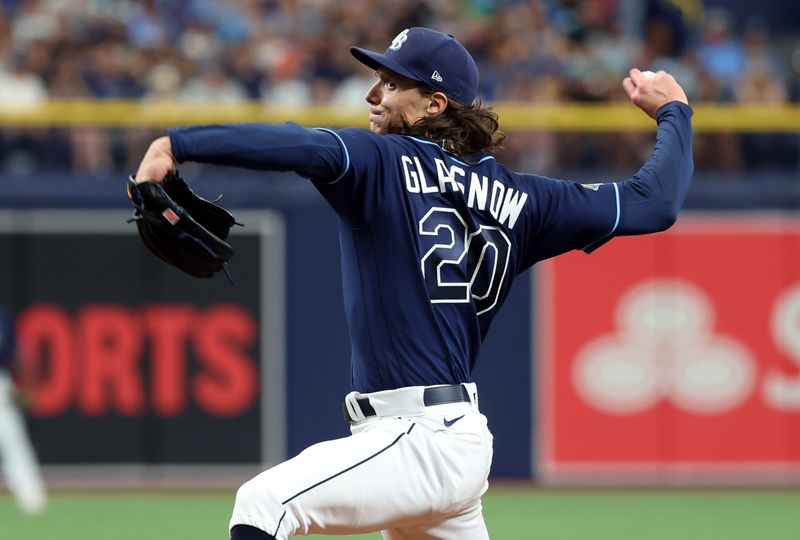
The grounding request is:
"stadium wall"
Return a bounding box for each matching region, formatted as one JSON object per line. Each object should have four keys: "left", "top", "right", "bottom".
{"left": 1, "top": 171, "right": 798, "bottom": 484}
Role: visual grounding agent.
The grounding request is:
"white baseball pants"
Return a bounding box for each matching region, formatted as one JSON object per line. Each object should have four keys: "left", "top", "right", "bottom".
{"left": 0, "top": 371, "right": 47, "bottom": 515}
{"left": 231, "top": 383, "right": 493, "bottom": 539}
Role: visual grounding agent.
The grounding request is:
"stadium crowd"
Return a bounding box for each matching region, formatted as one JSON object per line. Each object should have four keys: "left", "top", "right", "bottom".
{"left": 0, "top": 0, "right": 798, "bottom": 175}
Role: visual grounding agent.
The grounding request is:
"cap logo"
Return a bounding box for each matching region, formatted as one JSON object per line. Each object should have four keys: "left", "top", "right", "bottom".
{"left": 389, "top": 29, "right": 409, "bottom": 51}
{"left": 431, "top": 70, "right": 443, "bottom": 82}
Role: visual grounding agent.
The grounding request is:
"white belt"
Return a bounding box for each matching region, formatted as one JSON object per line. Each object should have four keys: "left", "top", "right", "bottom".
{"left": 343, "top": 383, "right": 478, "bottom": 423}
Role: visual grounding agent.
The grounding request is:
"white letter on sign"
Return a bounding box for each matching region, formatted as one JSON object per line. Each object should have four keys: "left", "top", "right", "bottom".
{"left": 765, "top": 283, "right": 800, "bottom": 409}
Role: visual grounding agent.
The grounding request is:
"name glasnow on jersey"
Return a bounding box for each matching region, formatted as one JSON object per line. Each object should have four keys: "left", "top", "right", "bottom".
{"left": 400, "top": 153, "right": 528, "bottom": 230}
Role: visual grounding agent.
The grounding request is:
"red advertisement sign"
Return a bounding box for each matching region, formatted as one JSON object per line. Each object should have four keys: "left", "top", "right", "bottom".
{"left": 17, "top": 303, "right": 258, "bottom": 418}
{"left": 537, "top": 215, "right": 800, "bottom": 482}
{"left": 0, "top": 209, "right": 285, "bottom": 466}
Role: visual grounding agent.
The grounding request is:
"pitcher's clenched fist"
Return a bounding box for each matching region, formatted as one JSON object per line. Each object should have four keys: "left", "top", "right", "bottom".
{"left": 623, "top": 68, "right": 689, "bottom": 119}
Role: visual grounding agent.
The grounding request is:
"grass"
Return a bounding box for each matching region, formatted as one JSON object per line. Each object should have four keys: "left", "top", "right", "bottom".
{"left": 1, "top": 486, "right": 799, "bottom": 539}
{"left": 482, "top": 488, "right": 800, "bottom": 539}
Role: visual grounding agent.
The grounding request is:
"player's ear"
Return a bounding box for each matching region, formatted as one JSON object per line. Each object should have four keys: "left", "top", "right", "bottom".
{"left": 426, "top": 92, "right": 449, "bottom": 116}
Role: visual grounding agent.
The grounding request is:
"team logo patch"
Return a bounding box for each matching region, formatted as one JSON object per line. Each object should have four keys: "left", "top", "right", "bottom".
{"left": 162, "top": 208, "right": 181, "bottom": 225}
{"left": 431, "top": 70, "right": 443, "bottom": 82}
{"left": 390, "top": 29, "right": 409, "bottom": 51}
{"left": 581, "top": 183, "right": 602, "bottom": 191}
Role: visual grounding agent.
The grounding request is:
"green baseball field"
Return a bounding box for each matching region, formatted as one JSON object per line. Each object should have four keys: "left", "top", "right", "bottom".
{"left": 2, "top": 486, "right": 799, "bottom": 539}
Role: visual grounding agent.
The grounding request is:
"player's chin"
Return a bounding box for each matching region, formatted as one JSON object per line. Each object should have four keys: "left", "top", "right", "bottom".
{"left": 369, "top": 122, "right": 389, "bottom": 135}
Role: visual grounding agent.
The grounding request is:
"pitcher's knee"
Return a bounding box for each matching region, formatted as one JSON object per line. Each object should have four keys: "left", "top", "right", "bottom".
{"left": 230, "top": 476, "right": 286, "bottom": 536}
{"left": 234, "top": 477, "right": 265, "bottom": 507}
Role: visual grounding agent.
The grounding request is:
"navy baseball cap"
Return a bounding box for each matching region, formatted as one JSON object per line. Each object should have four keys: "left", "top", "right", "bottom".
{"left": 350, "top": 27, "right": 479, "bottom": 105}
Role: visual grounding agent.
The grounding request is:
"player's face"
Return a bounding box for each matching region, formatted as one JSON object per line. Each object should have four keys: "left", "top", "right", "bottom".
{"left": 365, "top": 69, "right": 431, "bottom": 134}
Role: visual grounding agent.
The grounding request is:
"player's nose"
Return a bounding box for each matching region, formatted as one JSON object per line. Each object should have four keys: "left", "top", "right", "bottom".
{"left": 365, "top": 81, "right": 381, "bottom": 105}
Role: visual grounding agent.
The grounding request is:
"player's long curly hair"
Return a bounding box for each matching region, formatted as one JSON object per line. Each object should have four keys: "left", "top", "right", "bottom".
{"left": 400, "top": 86, "right": 505, "bottom": 157}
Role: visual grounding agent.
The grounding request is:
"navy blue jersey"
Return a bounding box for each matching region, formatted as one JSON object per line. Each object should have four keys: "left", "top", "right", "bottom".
{"left": 311, "top": 130, "right": 623, "bottom": 391}
{"left": 170, "top": 101, "right": 693, "bottom": 393}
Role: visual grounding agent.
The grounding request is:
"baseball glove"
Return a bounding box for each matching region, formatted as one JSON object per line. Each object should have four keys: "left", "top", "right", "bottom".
{"left": 126, "top": 171, "right": 240, "bottom": 282}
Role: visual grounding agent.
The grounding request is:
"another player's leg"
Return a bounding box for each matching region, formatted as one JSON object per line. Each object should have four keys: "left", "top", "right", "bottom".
{"left": 0, "top": 372, "right": 47, "bottom": 515}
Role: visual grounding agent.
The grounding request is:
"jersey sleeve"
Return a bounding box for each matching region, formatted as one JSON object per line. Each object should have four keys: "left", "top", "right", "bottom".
{"left": 168, "top": 122, "right": 344, "bottom": 180}
{"left": 520, "top": 175, "right": 621, "bottom": 265}
{"left": 167, "top": 123, "right": 396, "bottom": 226}
{"left": 309, "top": 128, "right": 393, "bottom": 226}
{"left": 616, "top": 101, "right": 694, "bottom": 235}
{"left": 519, "top": 101, "right": 693, "bottom": 267}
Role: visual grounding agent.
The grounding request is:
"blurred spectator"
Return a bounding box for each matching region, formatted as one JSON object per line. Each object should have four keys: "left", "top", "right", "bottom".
{"left": 124, "top": 0, "right": 169, "bottom": 50}
{"left": 0, "top": 52, "right": 46, "bottom": 105}
{"left": 331, "top": 70, "right": 374, "bottom": 107}
{"left": 143, "top": 62, "right": 183, "bottom": 101}
{"left": 736, "top": 17, "right": 787, "bottom": 103}
{"left": 10, "top": 0, "right": 61, "bottom": 49}
{"left": 47, "top": 54, "right": 113, "bottom": 174}
{"left": 0, "top": 47, "right": 50, "bottom": 174}
{"left": 259, "top": 39, "right": 312, "bottom": 106}
{"left": 736, "top": 58, "right": 788, "bottom": 104}
{"left": 691, "top": 68, "right": 743, "bottom": 172}
{"left": 0, "top": 0, "right": 796, "bottom": 175}
{"left": 82, "top": 43, "right": 147, "bottom": 99}
{"left": 180, "top": 63, "right": 248, "bottom": 103}
{"left": 695, "top": 7, "right": 746, "bottom": 92}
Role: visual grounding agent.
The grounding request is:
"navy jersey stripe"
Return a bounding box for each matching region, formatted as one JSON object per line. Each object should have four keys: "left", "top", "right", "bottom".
{"left": 272, "top": 510, "right": 287, "bottom": 538}
{"left": 581, "top": 182, "right": 621, "bottom": 252}
{"left": 610, "top": 183, "right": 621, "bottom": 233}
{"left": 315, "top": 128, "right": 351, "bottom": 184}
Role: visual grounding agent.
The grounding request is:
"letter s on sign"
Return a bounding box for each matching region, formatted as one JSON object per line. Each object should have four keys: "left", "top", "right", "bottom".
{"left": 765, "top": 283, "right": 800, "bottom": 409}
{"left": 193, "top": 304, "right": 258, "bottom": 417}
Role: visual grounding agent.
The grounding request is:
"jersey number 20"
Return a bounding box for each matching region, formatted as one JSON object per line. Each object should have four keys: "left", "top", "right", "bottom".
{"left": 419, "top": 207, "right": 511, "bottom": 315}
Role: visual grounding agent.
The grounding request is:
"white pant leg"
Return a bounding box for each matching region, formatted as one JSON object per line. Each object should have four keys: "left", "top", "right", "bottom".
{"left": 380, "top": 404, "right": 493, "bottom": 540}
{"left": 0, "top": 372, "right": 47, "bottom": 515}
{"left": 230, "top": 402, "right": 492, "bottom": 539}
{"left": 382, "top": 498, "right": 489, "bottom": 540}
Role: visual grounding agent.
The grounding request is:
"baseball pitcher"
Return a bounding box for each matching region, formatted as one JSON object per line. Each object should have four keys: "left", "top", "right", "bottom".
{"left": 133, "top": 27, "right": 692, "bottom": 540}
